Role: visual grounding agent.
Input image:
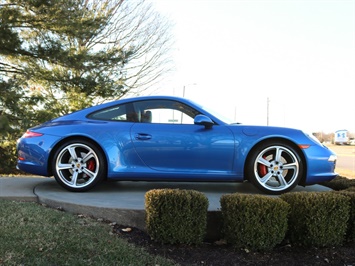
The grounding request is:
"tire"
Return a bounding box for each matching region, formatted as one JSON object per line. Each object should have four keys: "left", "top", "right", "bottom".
{"left": 246, "top": 141, "right": 304, "bottom": 195}
{"left": 52, "top": 140, "right": 106, "bottom": 192}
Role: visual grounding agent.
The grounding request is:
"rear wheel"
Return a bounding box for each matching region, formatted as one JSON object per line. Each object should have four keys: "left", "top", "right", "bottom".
{"left": 246, "top": 141, "right": 304, "bottom": 195}
{"left": 52, "top": 140, "right": 106, "bottom": 192}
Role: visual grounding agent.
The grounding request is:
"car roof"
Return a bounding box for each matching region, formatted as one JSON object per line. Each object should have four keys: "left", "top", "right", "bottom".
{"left": 51, "top": 95, "right": 211, "bottom": 122}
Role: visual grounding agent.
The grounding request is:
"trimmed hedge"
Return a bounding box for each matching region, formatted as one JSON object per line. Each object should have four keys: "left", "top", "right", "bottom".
{"left": 280, "top": 192, "right": 350, "bottom": 247}
{"left": 220, "top": 194, "right": 289, "bottom": 251}
{"left": 145, "top": 189, "right": 208, "bottom": 245}
{"left": 141, "top": 176, "right": 354, "bottom": 249}
{"left": 345, "top": 186, "right": 355, "bottom": 192}
{"left": 333, "top": 191, "right": 355, "bottom": 242}
{"left": 320, "top": 176, "right": 355, "bottom": 191}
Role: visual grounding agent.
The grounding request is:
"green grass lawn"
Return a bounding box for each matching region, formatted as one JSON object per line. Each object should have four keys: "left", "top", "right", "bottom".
{"left": 0, "top": 200, "right": 175, "bottom": 265}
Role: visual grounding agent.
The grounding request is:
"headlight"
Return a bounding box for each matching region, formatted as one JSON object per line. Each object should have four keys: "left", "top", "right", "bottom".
{"left": 328, "top": 155, "right": 337, "bottom": 162}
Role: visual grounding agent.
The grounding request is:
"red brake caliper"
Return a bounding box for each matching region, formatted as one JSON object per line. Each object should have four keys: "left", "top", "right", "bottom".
{"left": 87, "top": 159, "right": 96, "bottom": 172}
{"left": 258, "top": 156, "right": 268, "bottom": 176}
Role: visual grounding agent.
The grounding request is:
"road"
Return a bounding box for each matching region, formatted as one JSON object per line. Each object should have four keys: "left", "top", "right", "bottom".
{"left": 326, "top": 144, "right": 355, "bottom": 174}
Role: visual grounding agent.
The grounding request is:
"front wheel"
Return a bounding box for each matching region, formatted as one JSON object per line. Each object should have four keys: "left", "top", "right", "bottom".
{"left": 246, "top": 142, "right": 304, "bottom": 195}
{"left": 52, "top": 140, "right": 106, "bottom": 192}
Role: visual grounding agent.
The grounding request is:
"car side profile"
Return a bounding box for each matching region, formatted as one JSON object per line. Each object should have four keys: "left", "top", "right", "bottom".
{"left": 17, "top": 95, "right": 337, "bottom": 194}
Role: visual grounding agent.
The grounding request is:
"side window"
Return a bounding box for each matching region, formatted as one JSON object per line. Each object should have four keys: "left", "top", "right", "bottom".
{"left": 143, "top": 108, "right": 194, "bottom": 124}
{"left": 137, "top": 100, "right": 199, "bottom": 124}
{"left": 88, "top": 99, "right": 200, "bottom": 124}
{"left": 88, "top": 103, "right": 141, "bottom": 122}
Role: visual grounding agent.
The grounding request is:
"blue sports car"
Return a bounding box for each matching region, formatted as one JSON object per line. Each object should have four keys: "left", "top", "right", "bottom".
{"left": 17, "top": 96, "right": 337, "bottom": 194}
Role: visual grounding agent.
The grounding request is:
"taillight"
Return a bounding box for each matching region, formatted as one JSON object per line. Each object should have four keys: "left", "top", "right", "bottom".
{"left": 22, "top": 130, "right": 43, "bottom": 138}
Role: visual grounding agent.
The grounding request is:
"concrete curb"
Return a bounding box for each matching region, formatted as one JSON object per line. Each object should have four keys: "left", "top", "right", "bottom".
{"left": 0, "top": 177, "right": 50, "bottom": 202}
{"left": 1, "top": 177, "right": 333, "bottom": 240}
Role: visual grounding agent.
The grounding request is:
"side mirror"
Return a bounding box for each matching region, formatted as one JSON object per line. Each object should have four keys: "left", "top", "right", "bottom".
{"left": 194, "top": 114, "right": 214, "bottom": 129}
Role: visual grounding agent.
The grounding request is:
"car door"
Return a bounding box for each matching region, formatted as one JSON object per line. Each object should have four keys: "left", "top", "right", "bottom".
{"left": 130, "top": 118, "right": 235, "bottom": 174}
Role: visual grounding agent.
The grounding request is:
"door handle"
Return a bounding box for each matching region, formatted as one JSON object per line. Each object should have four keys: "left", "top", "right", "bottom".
{"left": 135, "top": 133, "right": 152, "bottom": 140}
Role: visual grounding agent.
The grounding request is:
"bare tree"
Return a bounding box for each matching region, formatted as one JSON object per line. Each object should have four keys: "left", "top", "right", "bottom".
{"left": 82, "top": 0, "right": 174, "bottom": 99}
{"left": 0, "top": 0, "right": 174, "bottom": 118}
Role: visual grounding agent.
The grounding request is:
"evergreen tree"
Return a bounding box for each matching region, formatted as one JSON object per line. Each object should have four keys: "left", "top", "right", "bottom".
{"left": 0, "top": 0, "right": 172, "bottom": 128}
{"left": 0, "top": 0, "right": 172, "bottom": 173}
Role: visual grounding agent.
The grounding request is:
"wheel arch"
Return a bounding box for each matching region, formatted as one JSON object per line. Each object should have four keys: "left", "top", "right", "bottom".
{"left": 47, "top": 136, "right": 108, "bottom": 178}
{"left": 243, "top": 137, "right": 307, "bottom": 185}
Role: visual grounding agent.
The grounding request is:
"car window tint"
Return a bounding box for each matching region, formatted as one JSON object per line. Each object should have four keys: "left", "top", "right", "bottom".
{"left": 88, "top": 104, "right": 139, "bottom": 122}
{"left": 88, "top": 100, "right": 199, "bottom": 124}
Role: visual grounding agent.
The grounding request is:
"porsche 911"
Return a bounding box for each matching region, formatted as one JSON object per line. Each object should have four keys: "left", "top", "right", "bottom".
{"left": 17, "top": 96, "right": 337, "bottom": 194}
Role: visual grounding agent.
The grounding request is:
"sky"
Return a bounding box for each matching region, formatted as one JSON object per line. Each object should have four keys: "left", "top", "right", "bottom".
{"left": 147, "top": 0, "right": 355, "bottom": 133}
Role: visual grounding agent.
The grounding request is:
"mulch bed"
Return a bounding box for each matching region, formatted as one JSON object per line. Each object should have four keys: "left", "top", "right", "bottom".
{"left": 112, "top": 224, "right": 355, "bottom": 266}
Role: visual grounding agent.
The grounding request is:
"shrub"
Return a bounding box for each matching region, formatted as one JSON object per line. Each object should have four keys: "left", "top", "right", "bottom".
{"left": 0, "top": 138, "right": 20, "bottom": 174}
{"left": 345, "top": 186, "right": 355, "bottom": 192}
{"left": 220, "top": 194, "right": 290, "bottom": 251}
{"left": 333, "top": 191, "right": 355, "bottom": 242}
{"left": 145, "top": 189, "right": 209, "bottom": 245}
{"left": 281, "top": 192, "right": 350, "bottom": 247}
{"left": 320, "top": 176, "right": 355, "bottom": 191}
